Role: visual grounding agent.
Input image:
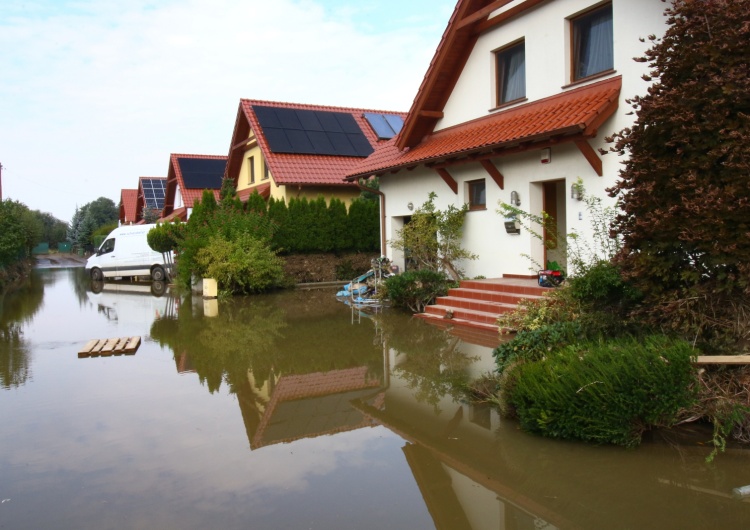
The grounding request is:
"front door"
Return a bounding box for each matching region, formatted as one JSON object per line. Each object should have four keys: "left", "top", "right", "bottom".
{"left": 542, "top": 180, "right": 566, "bottom": 270}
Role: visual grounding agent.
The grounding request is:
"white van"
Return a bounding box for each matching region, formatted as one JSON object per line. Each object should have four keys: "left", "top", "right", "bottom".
{"left": 86, "top": 224, "right": 170, "bottom": 282}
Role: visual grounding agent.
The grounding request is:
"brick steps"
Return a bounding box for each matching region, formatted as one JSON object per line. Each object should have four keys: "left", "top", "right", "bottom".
{"left": 417, "top": 278, "right": 549, "bottom": 345}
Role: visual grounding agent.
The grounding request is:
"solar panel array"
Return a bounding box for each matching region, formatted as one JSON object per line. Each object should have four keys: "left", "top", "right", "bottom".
{"left": 363, "top": 113, "right": 404, "bottom": 140}
{"left": 140, "top": 178, "right": 167, "bottom": 209}
{"left": 253, "top": 106, "right": 374, "bottom": 157}
{"left": 177, "top": 158, "right": 227, "bottom": 189}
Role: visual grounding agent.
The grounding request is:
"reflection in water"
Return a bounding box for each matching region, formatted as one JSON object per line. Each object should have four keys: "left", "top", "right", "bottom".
{"left": 0, "top": 272, "right": 44, "bottom": 388}
{"left": 374, "top": 311, "right": 479, "bottom": 412}
{"left": 151, "top": 289, "right": 387, "bottom": 449}
{"left": 3, "top": 269, "right": 750, "bottom": 529}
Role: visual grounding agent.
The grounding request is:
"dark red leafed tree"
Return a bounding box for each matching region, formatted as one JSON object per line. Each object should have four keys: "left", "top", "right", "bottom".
{"left": 608, "top": 0, "right": 750, "bottom": 351}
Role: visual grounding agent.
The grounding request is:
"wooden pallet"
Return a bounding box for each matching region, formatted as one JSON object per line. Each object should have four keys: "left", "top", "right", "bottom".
{"left": 78, "top": 336, "right": 141, "bottom": 358}
{"left": 693, "top": 355, "right": 750, "bottom": 365}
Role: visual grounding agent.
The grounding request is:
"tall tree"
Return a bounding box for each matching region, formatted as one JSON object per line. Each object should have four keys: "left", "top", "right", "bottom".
{"left": 84, "top": 197, "right": 118, "bottom": 227}
{"left": 608, "top": 0, "right": 750, "bottom": 351}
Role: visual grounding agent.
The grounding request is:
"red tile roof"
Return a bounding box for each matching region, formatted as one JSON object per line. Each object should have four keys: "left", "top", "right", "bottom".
{"left": 119, "top": 189, "right": 138, "bottom": 224}
{"left": 347, "top": 76, "right": 621, "bottom": 179}
{"left": 398, "top": 0, "right": 548, "bottom": 149}
{"left": 163, "top": 153, "right": 226, "bottom": 216}
{"left": 225, "top": 99, "right": 407, "bottom": 190}
{"left": 237, "top": 182, "right": 271, "bottom": 202}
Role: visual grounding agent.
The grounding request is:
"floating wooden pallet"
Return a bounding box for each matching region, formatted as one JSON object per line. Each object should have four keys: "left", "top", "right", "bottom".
{"left": 78, "top": 336, "right": 141, "bottom": 358}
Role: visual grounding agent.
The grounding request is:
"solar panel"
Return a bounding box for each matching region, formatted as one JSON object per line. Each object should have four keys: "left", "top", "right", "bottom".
{"left": 316, "top": 112, "right": 344, "bottom": 133}
{"left": 140, "top": 178, "right": 167, "bottom": 209}
{"left": 263, "top": 128, "right": 295, "bottom": 153}
{"left": 253, "top": 105, "right": 373, "bottom": 157}
{"left": 253, "top": 106, "right": 281, "bottom": 128}
{"left": 384, "top": 114, "right": 404, "bottom": 134}
{"left": 364, "top": 113, "right": 404, "bottom": 140}
{"left": 297, "top": 109, "right": 324, "bottom": 131}
{"left": 178, "top": 158, "right": 226, "bottom": 189}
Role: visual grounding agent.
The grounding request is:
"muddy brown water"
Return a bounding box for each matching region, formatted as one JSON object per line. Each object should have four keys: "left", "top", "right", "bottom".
{"left": 1, "top": 268, "right": 749, "bottom": 529}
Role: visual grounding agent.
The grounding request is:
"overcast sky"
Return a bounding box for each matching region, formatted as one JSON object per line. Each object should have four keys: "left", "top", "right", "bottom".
{"left": 0, "top": 0, "right": 456, "bottom": 223}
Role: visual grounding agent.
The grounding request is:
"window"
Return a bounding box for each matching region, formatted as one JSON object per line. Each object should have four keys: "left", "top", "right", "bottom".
{"left": 99, "top": 238, "right": 115, "bottom": 255}
{"left": 495, "top": 41, "right": 526, "bottom": 105}
{"left": 262, "top": 159, "right": 269, "bottom": 180}
{"left": 468, "top": 179, "right": 486, "bottom": 210}
{"left": 248, "top": 156, "right": 255, "bottom": 184}
{"left": 571, "top": 3, "right": 613, "bottom": 81}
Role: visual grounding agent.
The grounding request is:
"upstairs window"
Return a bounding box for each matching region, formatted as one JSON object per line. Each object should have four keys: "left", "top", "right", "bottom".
{"left": 571, "top": 3, "right": 613, "bottom": 81}
{"left": 468, "top": 179, "right": 486, "bottom": 211}
{"left": 495, "top": 40, "right": 526, "bottom": 105}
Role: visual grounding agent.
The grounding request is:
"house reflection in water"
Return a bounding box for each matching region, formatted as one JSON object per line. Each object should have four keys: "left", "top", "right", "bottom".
{"left": 240, "top": 367, "right": 384, "bottom": 450}
{"left": 219, "top": 302, "right": 561, "bottom": 530}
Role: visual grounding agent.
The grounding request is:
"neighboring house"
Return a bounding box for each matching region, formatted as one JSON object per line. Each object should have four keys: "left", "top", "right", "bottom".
{"left": 346, "top": 0, "right": 667, "bottom": 278}
{"left": 134, "top": 176, "right": 167, "bottom": 224}
{"left": 161, "top": 154, "right": 228, "bottom": 221}
{"left": 224, "top": 99, "right": 406, "bottom": 206}
{"left": 119, "top": 189, "right": 138, "bottom": 225}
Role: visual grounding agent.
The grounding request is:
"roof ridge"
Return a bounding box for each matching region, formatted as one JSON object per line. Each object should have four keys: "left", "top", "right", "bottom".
{"left": 170, "top": 153, "right": 228, "bottom": 159}
{"left": 240, "top": 98, "right": 406, "bottom": 116}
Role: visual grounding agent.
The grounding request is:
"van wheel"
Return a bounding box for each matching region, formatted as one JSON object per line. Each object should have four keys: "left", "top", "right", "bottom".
{"left": 90, "top": 268, "right": 103, "bottom": 281}
{"left": 151, "top": 266, "right": 166, "bottom": 282}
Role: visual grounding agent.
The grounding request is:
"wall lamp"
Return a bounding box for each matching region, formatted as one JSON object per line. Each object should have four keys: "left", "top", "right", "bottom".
{"left": 509, "top": 191, "right": 521, "bottom": 206}
{"left": 571, "top": 183, "right": 584, "bottom": 201}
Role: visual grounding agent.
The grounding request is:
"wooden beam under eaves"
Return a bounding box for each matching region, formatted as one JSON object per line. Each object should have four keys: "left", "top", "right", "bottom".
{"left": 434, "top": 168, "right": 458, "bottom": 194}
{"left": 418, "top": 110, "right": 445, "bottom": 119}
{"left": 575, "top": 139, "right": 603, "bottom": 176}
{"left": 480, "top": 160, "right": 504, "bottom": 189}
{"left": 231, "top": 137, "right": 258, "bottom": 151}
{"left": 474, "top": 0, "right": 547, "bottom": 34}
{"left": 456, "top": 0, "right": 515, "bottom": 30}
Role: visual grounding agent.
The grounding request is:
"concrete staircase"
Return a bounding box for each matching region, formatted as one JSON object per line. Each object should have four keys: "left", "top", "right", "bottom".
{"left": 415, "top": 278, "right": 549, "bottom": 346}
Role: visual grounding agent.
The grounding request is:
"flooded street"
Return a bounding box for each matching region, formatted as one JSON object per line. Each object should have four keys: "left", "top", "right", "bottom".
{"left": 1, "top": 268, "right": 749, "bottom": 529}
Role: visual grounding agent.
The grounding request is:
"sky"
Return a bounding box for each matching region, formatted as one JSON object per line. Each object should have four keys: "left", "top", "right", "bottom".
{"left": 0, "top": 0, "right": 456, "bottom": 223}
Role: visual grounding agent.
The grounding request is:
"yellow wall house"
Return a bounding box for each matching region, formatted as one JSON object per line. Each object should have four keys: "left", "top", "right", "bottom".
{"left": 224, "top": 99, "right": 406, "bottom": 206}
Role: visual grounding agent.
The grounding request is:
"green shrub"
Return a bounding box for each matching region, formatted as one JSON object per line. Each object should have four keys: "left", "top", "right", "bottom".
{"left": 568, "top": 260, "right": 640, "bottom": 313}
{"left": 194, "top": 232, "right": 286, "bottom": 294}
{"left": 383, "top": 270, "right": 451, "bottom": 312}
{"left": 504, "top": 335, "right": 698, "bottom": 447}
{"left": 493, "top": 320, "right": 584, "bottom": 374}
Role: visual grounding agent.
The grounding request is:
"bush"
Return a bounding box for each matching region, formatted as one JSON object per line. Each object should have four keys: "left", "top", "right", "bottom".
{"left": 504, "top": 335, "right": 698, "bottom": 447}
{"left": 493, "top": 320, "right": 584, "bottom": 375}
{"left": 567, "top": 260, "right": 640, "bottom": 314}
{"left": 383, "top": 270, "right": 452, "bottom": 313}
{"left": 194, "top": 232, "right": 286, "bottom": 294}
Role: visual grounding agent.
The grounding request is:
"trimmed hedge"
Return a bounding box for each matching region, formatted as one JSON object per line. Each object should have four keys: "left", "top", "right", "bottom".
{"left": 504, "top": 335, "right": 698, "bottom": 447}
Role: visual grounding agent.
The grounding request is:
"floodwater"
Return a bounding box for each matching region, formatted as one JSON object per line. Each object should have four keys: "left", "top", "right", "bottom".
{"left": 1, "top": 268, "right": 749, "bottom": 530}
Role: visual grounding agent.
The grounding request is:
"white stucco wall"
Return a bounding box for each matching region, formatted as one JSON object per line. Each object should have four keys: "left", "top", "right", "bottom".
{"left": 382, "top": 0, "right": 669, "bottom": 278}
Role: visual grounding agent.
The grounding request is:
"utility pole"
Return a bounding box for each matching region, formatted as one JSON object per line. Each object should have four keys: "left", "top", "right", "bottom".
{"left": 0, "top": 162, "right": 3, "bottom": 201}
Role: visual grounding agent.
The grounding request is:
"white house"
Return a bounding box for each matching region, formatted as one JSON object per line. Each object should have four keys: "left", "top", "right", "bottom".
{"left": 347, "top": 0, "right": 668, "bottom": 279}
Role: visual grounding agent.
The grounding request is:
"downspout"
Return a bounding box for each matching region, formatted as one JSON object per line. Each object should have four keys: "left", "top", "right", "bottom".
{"left": 355, "top": 177, "right": 387, "bottom": 257}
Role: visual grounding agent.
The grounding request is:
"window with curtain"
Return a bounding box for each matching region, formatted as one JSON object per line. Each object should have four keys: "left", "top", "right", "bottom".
{"left": 468, "top": 179, "right": 486, "bottom": 210}
{"left": 572, "top": 3, "right": 613, "bottom": 81}
{"left": 495, "top": 40, "right": 526, "bottom": 105}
